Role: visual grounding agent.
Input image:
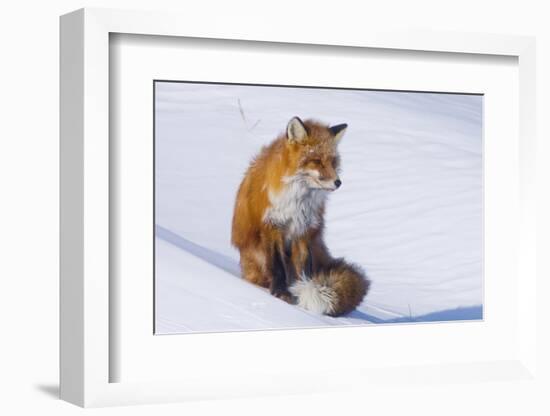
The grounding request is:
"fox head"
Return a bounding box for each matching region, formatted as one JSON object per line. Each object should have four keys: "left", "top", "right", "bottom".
{"left": 284, "top": 117, "right": 347, "bottom": 191}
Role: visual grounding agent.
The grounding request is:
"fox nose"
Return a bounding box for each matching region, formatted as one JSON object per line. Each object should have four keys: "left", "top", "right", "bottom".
{"left": 334, "top": 179, "right": 342, "bottom": 188}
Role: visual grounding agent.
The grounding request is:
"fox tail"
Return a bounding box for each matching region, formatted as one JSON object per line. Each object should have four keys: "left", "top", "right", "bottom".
{"left": 289, "top": 259, "right": 369, "bottom": 316}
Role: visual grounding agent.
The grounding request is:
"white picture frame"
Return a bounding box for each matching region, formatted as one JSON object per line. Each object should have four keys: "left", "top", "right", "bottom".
{"left": 60, "top": 7, "right": 538, "bottom": 407}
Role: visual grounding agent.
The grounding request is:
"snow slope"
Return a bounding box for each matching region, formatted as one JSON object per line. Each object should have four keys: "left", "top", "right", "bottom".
{"left": 155, "top": 229, "right": 371, "bottom": 334}
{"left": 155, "top": 82, "right": 483, "bottom": 334}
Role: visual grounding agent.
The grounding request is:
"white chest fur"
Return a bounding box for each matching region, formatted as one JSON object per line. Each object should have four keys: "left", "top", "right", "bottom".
{"left": 263, "top": 176, "right": 326, "bottom": 239}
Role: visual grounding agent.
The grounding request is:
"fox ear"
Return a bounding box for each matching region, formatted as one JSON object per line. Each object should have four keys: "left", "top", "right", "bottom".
{"left": 330, "top": 123, "right": 348, "bottom": 143}
{"left": 287, "top": 117, "right": 308, "bottom": 143}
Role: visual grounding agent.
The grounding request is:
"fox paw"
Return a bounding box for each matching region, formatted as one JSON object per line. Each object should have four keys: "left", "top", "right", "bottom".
{"left": 272, "top": 289, "right": 294, "bottom": 304}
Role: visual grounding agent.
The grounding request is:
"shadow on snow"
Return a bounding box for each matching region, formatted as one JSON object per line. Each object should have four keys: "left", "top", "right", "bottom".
{"left": 156, "top": 225, "right": 241, "bottom": 277}
{"left": 348, "top": 305, "right": 483, "bottom": 324}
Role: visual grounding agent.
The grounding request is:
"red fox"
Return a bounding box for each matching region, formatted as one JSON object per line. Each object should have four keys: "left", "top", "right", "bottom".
{"left": 231, "top": 117, "right": 369, "bottom": 316}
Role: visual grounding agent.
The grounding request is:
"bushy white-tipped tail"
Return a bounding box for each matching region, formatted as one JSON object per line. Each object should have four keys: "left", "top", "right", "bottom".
{"left": 290, "top": 259, "right": 370, "bottom": 317}
{"left": 289, "top": 277, "right": 337, "bottom": 315}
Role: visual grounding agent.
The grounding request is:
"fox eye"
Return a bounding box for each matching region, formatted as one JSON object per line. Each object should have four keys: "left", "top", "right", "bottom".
{"left": 311, "top": 159, "right": 322, "bottom": 165}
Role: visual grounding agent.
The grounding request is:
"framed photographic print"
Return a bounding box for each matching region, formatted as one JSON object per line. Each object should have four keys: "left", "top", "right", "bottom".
{"left": 153, "top": 80, "right": 483, "bottom": 334}
{"left": 60, "top": 8, "right": 538, "bottom": 408}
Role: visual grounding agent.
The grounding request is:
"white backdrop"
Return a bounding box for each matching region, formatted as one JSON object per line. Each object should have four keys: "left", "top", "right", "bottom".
{"left": 1, "top": 1, "right": 549, "bottom": 415}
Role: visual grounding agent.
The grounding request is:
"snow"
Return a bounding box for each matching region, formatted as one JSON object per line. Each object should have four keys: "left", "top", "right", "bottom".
{"left": 155, "top": 81, "right": 483, "bottom": 334}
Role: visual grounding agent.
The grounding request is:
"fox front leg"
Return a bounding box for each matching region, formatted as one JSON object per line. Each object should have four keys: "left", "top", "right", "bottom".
{"left": 303, "top": 246, "right": 313, "bottom": 277}
{"left": 291, "top": 238, "right": 313, "bottom": 279}
{"left": 269, "top": 240, "right": 296, "bottom": 303}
